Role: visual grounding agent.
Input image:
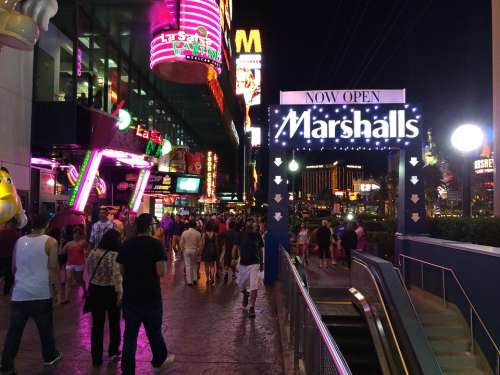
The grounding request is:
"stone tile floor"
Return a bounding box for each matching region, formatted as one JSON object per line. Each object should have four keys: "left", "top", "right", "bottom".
{"left": 0, "top": 258, "right": 285, "bottom": 375}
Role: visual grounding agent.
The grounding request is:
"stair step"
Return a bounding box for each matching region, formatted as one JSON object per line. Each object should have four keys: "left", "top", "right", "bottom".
{"left": 437, "top": 354, "right": 480, "bottom": 370}
{"left": 429, "top": 337, "right": 471, "bottom": 353}
{"left": 443, "top": 369, "right": 488, "bottom": 375}
{"left": 420, "top": 312, "right": 462, "bottom": 325}
{"left": 424, "top": 325, "right": 467, "bottom": 338}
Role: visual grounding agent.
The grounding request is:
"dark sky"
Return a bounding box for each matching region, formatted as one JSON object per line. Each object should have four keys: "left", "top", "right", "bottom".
{"left": 234, "top": 0, "right": 492, "bottom": 175}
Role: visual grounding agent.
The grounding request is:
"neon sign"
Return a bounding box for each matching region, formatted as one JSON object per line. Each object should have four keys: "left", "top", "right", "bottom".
{"left": 135, "top": 125, "right": 164, "bottom": 144}
{"left": 206, "top": 151, "right": 218, "bottom": 199}
{"left": 235, "top": 29, "right": 262, "bottom": 54}
{"left": 150, "top": 0, "right": 222, "bottom": 84}
{"left": 474, "top": 158, "right": 495, "bottom": 174}
{"left": 275, "top": 109, "right": 419, "bottom": 141}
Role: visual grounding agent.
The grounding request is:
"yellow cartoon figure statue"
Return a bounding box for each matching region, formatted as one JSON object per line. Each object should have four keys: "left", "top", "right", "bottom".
{"left": 0, "top": 167, "right": 27, "bottom": 228}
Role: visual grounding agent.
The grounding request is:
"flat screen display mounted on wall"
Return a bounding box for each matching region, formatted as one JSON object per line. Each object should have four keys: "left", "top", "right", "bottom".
{"left": 176, "top": 176, "right": 201, "bottom": 194}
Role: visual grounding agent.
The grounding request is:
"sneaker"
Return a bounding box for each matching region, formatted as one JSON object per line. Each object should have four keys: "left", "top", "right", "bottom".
{"left": 248, "top": 306, "right": 256, "bottom": 318}
{"left": 154, "top": 354, "right": 175, "bottom": 373}
{"left": 242, "top": 290, "right": 249, "bottom": 308}
{"left": 43, "top": 352, "right": 62, "bottom": 366}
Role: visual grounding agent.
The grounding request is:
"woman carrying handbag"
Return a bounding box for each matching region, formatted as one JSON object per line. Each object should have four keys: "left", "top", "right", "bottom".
{"left": 84, "top": 229, "right": 123, "bottom": 368}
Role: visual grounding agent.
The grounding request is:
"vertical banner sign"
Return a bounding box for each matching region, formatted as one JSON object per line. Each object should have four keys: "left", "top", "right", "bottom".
{"left": 267, "top": 99, "right": 426, "bottom": 284}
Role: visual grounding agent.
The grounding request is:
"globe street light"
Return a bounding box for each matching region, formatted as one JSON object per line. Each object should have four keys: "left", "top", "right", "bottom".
{"left": 288, "top": 159, "right": 299, "bottom": 172}
{"left": 451, "top": 124, "right": 484, "bottom": 218}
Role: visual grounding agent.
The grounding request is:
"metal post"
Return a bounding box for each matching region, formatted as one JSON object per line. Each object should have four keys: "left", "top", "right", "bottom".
{"left": 421, "top": 263, "right": 424, "bottom": 289}
{"left": 441, "top": 269, "right": 447, "bottom": 307}
{"left": 463, "top": 155, "right": 472, "bottom": 218}
{"left": 470, "top": 307, "right": 475, "bottom": 353}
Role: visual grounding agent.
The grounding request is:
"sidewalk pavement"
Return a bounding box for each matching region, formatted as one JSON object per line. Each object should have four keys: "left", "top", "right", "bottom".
{"left": 0, "top": 258, "right": 284, "bottom": 375}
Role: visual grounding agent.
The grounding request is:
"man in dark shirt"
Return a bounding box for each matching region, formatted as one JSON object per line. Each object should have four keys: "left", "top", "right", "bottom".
{"left": 316, "top": 220, "right": 332, "bottom": 269}
{"left": 170, "top": 215, "right": 185, "bottom": 256}
{"left": 341, "top": 223, "right": 358, "bottom": 269}
{"left": 117, "top": 214, "right": 174, "bottom": 374}
{"left": 0, "top": 218, "right": 20, "bottom": 295}
{"left": 236, "top": 222, "right": 263, "bottom": 318}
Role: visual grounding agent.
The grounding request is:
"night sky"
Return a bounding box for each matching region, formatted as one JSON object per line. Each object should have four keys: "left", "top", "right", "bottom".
{"left": 234, "top": 0, "right": 492, "bottom": 176}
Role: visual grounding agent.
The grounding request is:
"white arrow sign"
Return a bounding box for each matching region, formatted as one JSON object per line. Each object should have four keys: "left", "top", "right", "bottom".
{"left": 274, "top": 175, "right": 283, "bottom": 185}
{"left": 274, "top": 157, "right": 283, "bottom": 167}
{"left": 409, "top": 157, "right": 419, "bottom": 167}
{"left": 274, "top": 212, "right": 283, "bottom": 222}
{"left": 410, "top": 194, "right": 420, "bottom": 204}
{"left": 410, "top": 176, "right": 419, "bottom": 185}
{"left": 411, "top": 213, "right": 421, "bottom": 223}
{"left": 274, "top": 194, "right": 283, "bottom": 203}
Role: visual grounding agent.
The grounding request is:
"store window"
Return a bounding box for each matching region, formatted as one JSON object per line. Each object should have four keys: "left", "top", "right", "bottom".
{"left": 76, "top": 10, "right": 92, "bottom": 105}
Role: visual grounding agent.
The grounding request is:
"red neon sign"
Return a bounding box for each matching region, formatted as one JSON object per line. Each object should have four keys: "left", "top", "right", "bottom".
{"left": 135, "top": 125, "right": 164, "bottom": 145}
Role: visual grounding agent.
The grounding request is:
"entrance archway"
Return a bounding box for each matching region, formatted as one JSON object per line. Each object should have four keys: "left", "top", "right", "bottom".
{"left": 265, "top": 101, "right": 426, "bottom": 284}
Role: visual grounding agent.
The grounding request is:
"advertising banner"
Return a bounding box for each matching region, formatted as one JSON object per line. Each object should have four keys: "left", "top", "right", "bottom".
{"left": 280, "top": 89, "right": 406, "bottom": 105}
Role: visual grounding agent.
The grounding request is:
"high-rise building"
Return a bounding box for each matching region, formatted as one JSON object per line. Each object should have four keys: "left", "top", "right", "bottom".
{"left": 301, "top": 161, "right": 364, "bottom": 199}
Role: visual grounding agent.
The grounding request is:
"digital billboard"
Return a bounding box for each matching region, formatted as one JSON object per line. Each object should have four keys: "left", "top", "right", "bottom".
{"left": 176, "top": 176, "right": 201, "bottom": 194}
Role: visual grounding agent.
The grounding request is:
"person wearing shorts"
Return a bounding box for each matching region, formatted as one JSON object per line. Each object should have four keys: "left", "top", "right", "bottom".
{"left": 63, "top": 227, "right": 87, "bottom": 303}
{"left": 316, "top": 220, "right": 332, "bottom": 269}
{"left": 236, "top": 222, "right": 263, "bottom": 319}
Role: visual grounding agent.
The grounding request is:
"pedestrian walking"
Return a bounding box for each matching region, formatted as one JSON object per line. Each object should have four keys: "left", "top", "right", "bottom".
{"left": 62, "top": 227, "right": 87, "bottom": 303}
{"left": 236, "top": 222, "right": 264, "bottom": 319}
{"left": 222, "top": 221, "right": 240, "bottom": 283}
{"left": 341, "top": 223, "right": 358, "bottom": 269}
{"left": 355, "top": 220, "right": 367, "bottom": 251}
{"left": 171, "top": 215, "right": 185, "bottom": 257}
{"left": 201, "top": 224, "right": 218, "bottom": 286}
{"left": 0, "top": 218, "right": 20, "bottom": 296}
{"left": 0, "top": 213, "right": 63, "bottom": 374}
{"left": 180, "top": 220, "right": 202, "bottom": 286}
{"left": 296, "top": 223, "right": 310, "bottom": 265}
{"left": 89, "top": 208, "right": 114, "bottom": 251}
{"left": 85, "top": 229, "right": 123, "bottom": 368}
{"left": 117, "top": 214, "right": 174, "bottom": 375}
{"left": 316, "top": 220, "right": 332, "bottom": 269}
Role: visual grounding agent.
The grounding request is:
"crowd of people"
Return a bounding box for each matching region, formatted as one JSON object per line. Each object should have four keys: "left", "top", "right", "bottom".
{"left": 292, "top": 218, "right": 367, "bottom": 269}
{"left": 0, "top": 208, "right": 266, "bottom": 375}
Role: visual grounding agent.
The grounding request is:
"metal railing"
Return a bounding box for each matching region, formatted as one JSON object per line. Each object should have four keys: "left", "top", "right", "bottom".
{"left": 399, "top": 254, "right": 500, "bottom": 375}
{"left": 279, "top": 248, "right": 352, "bottom": 375}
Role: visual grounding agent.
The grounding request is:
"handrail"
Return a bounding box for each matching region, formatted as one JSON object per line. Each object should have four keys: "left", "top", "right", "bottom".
{"left": 281, "top": 248, "right": 352, "bottom": 374}
{"left": 399, "top": 254, "right": 500, "bottom": 373}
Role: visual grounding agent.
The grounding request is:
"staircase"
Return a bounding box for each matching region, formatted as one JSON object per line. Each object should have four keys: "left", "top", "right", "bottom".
{"left": 314, "top": 290, "right": 383, "bottom": 375}
{"left": 409, "top": 288, "right": 492, "bottom": 375}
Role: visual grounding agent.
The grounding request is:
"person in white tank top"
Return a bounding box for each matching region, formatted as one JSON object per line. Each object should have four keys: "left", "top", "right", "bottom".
{"left": 0, "top": 213, "right": 63, "bottom": 373}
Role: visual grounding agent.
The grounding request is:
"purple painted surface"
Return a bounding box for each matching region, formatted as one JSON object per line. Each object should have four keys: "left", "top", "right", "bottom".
{"left": 0, "top": 257, "right": 284, "bottom": 374}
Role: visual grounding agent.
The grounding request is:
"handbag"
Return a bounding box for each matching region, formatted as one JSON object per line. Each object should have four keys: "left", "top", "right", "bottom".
{"left": 83, "top": 250, "right": 110, "bottom": 314}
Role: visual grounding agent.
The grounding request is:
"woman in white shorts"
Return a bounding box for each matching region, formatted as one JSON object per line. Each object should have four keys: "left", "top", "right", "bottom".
{"left": 62, "top": 227, "right": 87, "bottom": 303}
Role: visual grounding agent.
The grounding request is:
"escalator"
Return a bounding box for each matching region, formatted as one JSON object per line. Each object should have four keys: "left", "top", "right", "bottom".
{"left": 307, "top": 252, "right": 443, "bottom": 375}
{"left": 319, "top": 297, "right": 382, "bottom": 374}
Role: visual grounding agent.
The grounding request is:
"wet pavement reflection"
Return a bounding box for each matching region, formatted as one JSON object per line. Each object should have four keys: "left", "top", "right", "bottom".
{"left": 0, "top": 257, "right": 284, "bottom": 374}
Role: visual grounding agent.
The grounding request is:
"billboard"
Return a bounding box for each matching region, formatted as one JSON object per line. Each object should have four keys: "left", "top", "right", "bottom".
{"left": 150, "top": 0, "right": 222, "bottom": 84}
{"left": 235, "top": 29, "right": 262, "bottom": 131}
{"left": 236, "top": 54, "right": 261, "bottom": 106}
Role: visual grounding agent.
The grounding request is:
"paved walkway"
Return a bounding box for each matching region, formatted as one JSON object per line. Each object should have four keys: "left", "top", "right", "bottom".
{"left": 0, "top": 258, "right": 284, "bottom": 375}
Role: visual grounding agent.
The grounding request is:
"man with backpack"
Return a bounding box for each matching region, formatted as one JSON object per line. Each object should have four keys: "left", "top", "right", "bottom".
{"left": 235, "top": 221, "right": 264, "bottom": 319}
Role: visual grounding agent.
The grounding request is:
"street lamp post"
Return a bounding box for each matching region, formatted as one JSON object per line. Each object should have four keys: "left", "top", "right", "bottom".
{"left": 451, "top": 124, "right": 484, "bottom": 218}
{"left": 288, "top": 152, "right": 299, "bottom": 203}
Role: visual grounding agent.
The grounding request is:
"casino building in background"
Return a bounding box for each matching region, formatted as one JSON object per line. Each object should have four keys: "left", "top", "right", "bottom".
{"left": 301, "top": 162, "right": 365, "bottom": 200}
{"left": 25, "top": 0, "right": 244, "bottom": 219}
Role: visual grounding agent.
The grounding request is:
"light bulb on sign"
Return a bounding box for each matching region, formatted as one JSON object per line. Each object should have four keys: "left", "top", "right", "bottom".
{"left": 117, "top": 109, "right": 132, "bottom": 130}
{"left": 161, "top": 139, "right": 172, "bottom": 155}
